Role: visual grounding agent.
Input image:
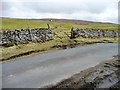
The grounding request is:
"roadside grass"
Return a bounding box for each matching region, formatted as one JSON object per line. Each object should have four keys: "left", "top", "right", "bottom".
{"left": 1, "top": 36, "right": 118, "bottom": 60}
{"left": 75, "top": 37, "right": 118, "bottom": 43}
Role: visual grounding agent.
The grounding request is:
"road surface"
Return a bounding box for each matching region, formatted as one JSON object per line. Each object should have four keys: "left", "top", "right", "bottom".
{"left": 2, "top": 43, "right": 118, "bottom": 88}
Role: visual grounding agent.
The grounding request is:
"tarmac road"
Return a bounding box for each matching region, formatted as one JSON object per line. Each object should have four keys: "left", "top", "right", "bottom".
{"left": 2, "top": 43, "right": 118, "bottom": 88}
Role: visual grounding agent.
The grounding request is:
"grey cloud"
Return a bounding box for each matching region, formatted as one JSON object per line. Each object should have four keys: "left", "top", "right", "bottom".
{"left": 1, "top": 0, "right": 118, "bottom": 23}
{"left": 2, "top": 1, "right": 116, "bottom": 15}
{"left": 2, "top": 2, "right": 12, "bottom": 12}
{"left": 21, "top": 1, "right": 107, "bottom": 14}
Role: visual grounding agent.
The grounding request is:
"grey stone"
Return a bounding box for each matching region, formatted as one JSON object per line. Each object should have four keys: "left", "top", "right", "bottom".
{"left": 1, "top": 25, "right": 54, "bottom": 46}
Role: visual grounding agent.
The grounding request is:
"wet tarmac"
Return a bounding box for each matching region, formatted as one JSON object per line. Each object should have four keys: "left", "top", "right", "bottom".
{"left": 2, "top": 43, "right": 118, "bottom": 88}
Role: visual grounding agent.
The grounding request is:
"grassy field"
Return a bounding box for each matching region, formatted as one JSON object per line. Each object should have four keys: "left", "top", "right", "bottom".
{"left": 1, "top": 18, "right": 118, "bottom": 61}
{"left": 1, "top": 18, "right": 118, "bottom": 31}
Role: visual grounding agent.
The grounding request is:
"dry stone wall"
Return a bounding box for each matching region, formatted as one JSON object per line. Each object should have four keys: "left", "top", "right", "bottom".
{"left": 0, "top": 28, "right": 53, "bottom": 46}
{"left": 0, "top": 27, "right": 119, "bottom": 47}
{"left": 70, "top": 28, "right": 118, "bottom": 39}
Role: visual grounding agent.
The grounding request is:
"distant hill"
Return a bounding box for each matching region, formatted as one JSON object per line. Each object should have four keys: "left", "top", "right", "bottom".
{"left": 1, "top": 17, "right": 118, "bottom": 31}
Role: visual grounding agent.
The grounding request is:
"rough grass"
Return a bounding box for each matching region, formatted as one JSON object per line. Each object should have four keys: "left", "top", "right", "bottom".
{"left": 2, "top": 18, "right": 48, "bottom": 30}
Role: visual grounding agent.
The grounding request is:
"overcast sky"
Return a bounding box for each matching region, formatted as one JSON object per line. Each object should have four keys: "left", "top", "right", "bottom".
{"left": 1, "top": 0, "right": 119, "bottom": 23}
